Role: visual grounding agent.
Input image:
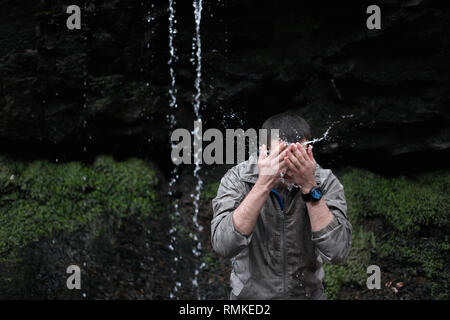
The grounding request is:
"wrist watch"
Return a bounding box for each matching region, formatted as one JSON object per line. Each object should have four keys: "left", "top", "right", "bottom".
{"left": 302, "top": 186, "right": 323, "bottom": 202}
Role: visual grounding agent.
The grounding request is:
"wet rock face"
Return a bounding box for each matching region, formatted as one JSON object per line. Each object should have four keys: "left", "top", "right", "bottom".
{"left": 0, "top": 1, "right": 449, "bottom": 301}
{"left": 0, "top": 0, "right": 449, "bottom": 173}
{"left": 0, "top": 214, "right": 176, "bottom": 300}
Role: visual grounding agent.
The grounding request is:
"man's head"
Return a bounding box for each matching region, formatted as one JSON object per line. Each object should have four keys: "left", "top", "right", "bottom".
{"left": 261, "top": 112, "right": 312, "bottom": 186}
{"left": 261, "top": 112, "right": 312, "bottom": 149}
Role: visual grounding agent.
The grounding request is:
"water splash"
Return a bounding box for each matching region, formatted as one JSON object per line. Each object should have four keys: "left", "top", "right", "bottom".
{"left": 303, "top": 123, "right": 335, "bottom": 145}
{"left": 304, "top": 114, "right": 354, "bottom": 145}
{"left": 278, "top": 115, "right": 354, "bottom": 190}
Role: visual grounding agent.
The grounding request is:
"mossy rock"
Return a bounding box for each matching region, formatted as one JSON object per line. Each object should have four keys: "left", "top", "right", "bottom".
{"left": 324, "top": 168, "right": 450, "bottom": 299}
{"left": 88, "top": 75, "right": 155, "bottom": 121}
{"left": 323, "top": 226, "right": 375, "bottom": 299}
{"left": 0, "top": 155, "right": 162, "bottom": 263}
{"left": 201, "top": 181, "right": 220, "bottom": 201}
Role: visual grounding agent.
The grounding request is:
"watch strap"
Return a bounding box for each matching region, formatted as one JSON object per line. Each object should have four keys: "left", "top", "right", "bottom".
{"left": 302, "top": 186, "right": 323, "bottom": 202}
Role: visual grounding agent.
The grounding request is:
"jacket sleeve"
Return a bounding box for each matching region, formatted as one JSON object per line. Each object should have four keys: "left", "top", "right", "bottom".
{"left": 211, "top": 169, "right": 253, "bottom": 259}
{"left": 311, "top": 169, "right": 352, "bottom": 264}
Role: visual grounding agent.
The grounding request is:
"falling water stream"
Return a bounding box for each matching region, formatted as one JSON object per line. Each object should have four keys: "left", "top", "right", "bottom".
{"left": 80, "top": 0, "right": 90, "bottom": 300}
{"left": 165, "top": 0, "right": 205, "bottom": 299}
{"left": 166, "top": 0, "right": 184, "bottom": 299}
{"left": 82, "top": 1, "right": 89, "bottom": 155}
{"left": 191, "top": 0, "right": 205, "bottom": 300}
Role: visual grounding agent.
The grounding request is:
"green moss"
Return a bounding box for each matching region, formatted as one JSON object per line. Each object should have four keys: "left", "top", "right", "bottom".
{"left": 323, "top": 227, "right": 375, "bottom": 299}
{"left": 342, "top": 170, "right": 449, "bottom": 231}
{"left": 201, "top": 181, "right": 220, "bottom": 201}
{"left": 203, "top": 251, "right": 218, "bottom": 270}
{"left": 0, "top": 156, "right": 161, "bottom": 262}
{"left": 324, "top": 168, "right": 450, "bottom": 299}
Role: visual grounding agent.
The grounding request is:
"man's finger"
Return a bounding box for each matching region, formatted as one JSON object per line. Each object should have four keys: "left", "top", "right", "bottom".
{"left": 286, "top": 149, "right": 301, "bottom": 170}
{"left": 307, "top": 145, "right": 315, "bottom": 162}
{"left": 297, "top": 143, "right": 310, "bottom": 160}
{"left": 269, "top": 142, "right": 288, "bottom": 159}
{"left": 259, "top": 144, "right": 268, "bottom": 160}
{"left": 288, "top": 143, "right": 301, "bottom": 161}
{"left": 278, "top": 158, "right": 288, "bottom": 172}
{"left": 293, "top": 143, "right": 307, "bottom": 164}
{"left": 274, "top": 142, "right": 288, "bottom": 157}
{"left": 285, "top": 157, "right": 297, "bottom": 172}
{"left": 270, "top": 157, "right": 287, "bottom": 176}
{"left": 274, "top": 148, "right": 288, "bottom": 164}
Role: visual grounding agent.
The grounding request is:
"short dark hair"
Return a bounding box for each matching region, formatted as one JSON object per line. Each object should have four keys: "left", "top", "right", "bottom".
{"left": 261, "top": 112, "right": 312, "bottom": 144}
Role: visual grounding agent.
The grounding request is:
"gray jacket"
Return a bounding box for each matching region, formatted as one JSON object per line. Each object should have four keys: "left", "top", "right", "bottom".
{"left": 211, "top": 153, "right": 352, "bottom": 300}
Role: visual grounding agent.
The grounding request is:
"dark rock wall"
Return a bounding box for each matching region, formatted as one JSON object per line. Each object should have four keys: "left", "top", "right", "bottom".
{"left": 1, "top": 0, "right": 449, "bottom": 173}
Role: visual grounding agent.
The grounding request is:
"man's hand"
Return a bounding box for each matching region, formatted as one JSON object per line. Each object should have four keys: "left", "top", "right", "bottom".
{"left": 285, "top": 143, "right": 317, "bottom": 194}
{"left": 255, "top": 143, "right": 288, "bottom": 191}
{"left": 232, "top": 143, "right": 288, "bottom": 236}
{"left": 285, "top": 143, "right": 335, "bottom": 233}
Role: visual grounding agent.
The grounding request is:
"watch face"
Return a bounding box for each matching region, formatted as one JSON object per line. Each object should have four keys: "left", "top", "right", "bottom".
{"left": 311, "top": 188, "right": 322, "bottom": 199}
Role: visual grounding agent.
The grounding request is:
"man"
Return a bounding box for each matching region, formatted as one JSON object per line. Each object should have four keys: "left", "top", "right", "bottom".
{"left": 211, "top": 112, "right": 352, "bottom": 300}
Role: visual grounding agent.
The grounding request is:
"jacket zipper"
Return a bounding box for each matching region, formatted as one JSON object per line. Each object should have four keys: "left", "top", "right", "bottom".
{"left": 281, "top": 207, "right": 287, "bottom": 297}
{"left": 271, "top": 189, "right": 288, "bottom": 298}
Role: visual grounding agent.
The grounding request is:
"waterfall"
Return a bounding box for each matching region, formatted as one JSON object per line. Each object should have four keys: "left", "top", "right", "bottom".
{"left": 165, "top": 0, "right": 205, "bottom": 300}
{"left": 166, "top": 0, "right": 183, "bottom": 299}
{"left": 191, "top": 0, "right": 204, "bottom": 300}
{"left": 168, "top": 0, "right": 178, "bottom": 127}
{"left": 82, "top": 1, "right": 89, "bottom": 155}
{"left": 80, "top": 0, "right": 90, "bottom": 300}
